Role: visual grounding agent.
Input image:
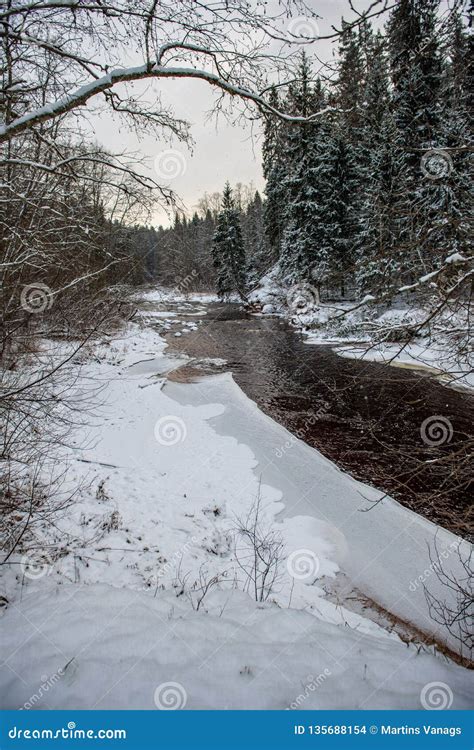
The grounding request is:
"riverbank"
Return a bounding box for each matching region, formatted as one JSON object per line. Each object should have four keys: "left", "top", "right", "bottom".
{"left": 0, "top": 292, "right": 472, "bottom": 710}
{"left": 248, "top": 266, "right": 473, "bottom": 392}
{"left": 163, "top": 297, "right": 472, "bottom": 539}
{"left": 332, "top": 340, "right": 473, "bottom": 392}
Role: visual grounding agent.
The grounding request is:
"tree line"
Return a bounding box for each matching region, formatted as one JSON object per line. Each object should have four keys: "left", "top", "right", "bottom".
{"left": 152, "top": 184, "right": 270, "bottom": 294}
{"left": 160, "top": 1, "right": 471, "bottom": 302}
{"left": 265, "top": 1, "right": 471, "bottom": 300}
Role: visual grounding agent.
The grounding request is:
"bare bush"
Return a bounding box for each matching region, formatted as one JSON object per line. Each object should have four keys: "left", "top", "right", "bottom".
{"left": 172, "top": 560, "right": 229, "bottom": 611}
{"left": 233, "top": 488, "right": 284, "bottom": 602}
{"left": 424, "top": 538, "right": 473, "bottom": 662}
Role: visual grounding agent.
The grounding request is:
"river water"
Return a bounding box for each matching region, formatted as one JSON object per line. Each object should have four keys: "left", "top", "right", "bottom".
{"left": 161, "top": 301, "right": 473, "bottom": 538}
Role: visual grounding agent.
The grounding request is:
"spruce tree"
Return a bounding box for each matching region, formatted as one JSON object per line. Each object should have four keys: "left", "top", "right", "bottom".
{"left": 356, "top": 31, "right": 400, "bottom": 294}
{"left": 387, "top": 0, "right": 444, "bottom": 279}
{"left": 280, "top": 54, "right": 325, "bottom": 282}
{"left": 316, "top": 132, "right": 359, "bottom": 297}
{"left": 325, "top": 20, "right": 366, "bottom": 295}
{"left": 263, "top": 87, "right": 288, "bottom": 257}
{"left": 335, "top": 20, "right": 366, "bottom": 137}
{"left": 244, "top": 191, "right": 269, "bottom": 287}
{"left": 430, "top": 7, "right": 473, "bottom": 261}
{"left": 212, "top": 183, "right": 246, "bottom": 300}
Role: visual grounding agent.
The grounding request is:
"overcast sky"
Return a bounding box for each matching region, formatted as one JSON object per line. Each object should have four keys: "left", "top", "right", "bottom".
{"left": 88, "top": 1, "right": 385, "bottom": 226}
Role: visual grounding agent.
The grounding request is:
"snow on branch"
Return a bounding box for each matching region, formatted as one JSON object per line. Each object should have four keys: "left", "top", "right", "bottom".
{"left": 0, "top": 61, "right": 336, "bottom": 144}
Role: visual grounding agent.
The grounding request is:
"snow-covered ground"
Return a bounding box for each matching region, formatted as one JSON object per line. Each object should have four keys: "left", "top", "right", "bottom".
{"left": 2, "top": 584, "right": 471, "bottom": 710}
{"left": 1, "top": 296, "right": 472, "bottom": 710}
{"left": 139, "top": 286, "right": 222, "bottom": 305}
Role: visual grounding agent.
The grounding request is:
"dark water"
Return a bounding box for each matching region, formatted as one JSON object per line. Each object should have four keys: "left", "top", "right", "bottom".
{"left": 169, "top": 303, "right": 473, "bottom": 537}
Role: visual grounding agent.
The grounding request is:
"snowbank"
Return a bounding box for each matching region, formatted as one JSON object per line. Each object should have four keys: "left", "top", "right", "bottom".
{"left": 1, "top": 584, "right": 471, "bottom": 710}
{"left": 334, "top": 340, "right": 474, "bottom": 391}
{"left": 139, "top": 286, "right": 221, "bottom": 305}
{"left": 248, "top": 264, "right": 286, "bottom": 312}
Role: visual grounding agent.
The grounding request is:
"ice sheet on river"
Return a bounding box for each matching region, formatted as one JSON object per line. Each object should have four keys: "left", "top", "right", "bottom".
{"left": 1, "top": 318, "right": 471, "bottom": 710}
{"left": 165, "top": 371, "right": 469, "bottom": 656}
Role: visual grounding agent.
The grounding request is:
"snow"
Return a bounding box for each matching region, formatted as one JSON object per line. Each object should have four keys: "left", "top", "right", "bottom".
{"left": 1, "top": 49, "right": 338, "bottom": 146}
{"left": 335, "top": 340, "right": 474, "bottom": 391}
{"left": 444, "top": 253, "right": 467, "bottom": 265}
{"left": 248, "top": 264, "right": 286, "bottom": 311}
{"left": 1, "top": 584, "right": 471, "bottom": 711}
{"left": 1, "top": 299, "right": 472, "bottom": 710}
{"left": 140, "top": 287, "right": 221, "bottom": 305}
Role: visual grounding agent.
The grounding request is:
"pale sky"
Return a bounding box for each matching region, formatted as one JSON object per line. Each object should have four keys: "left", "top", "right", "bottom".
{"left": 87, "top": 1, "right": 386, "bottom": 226}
